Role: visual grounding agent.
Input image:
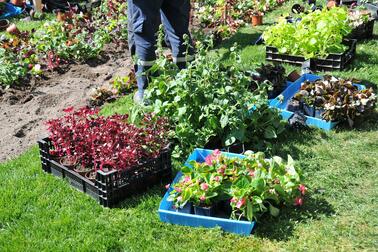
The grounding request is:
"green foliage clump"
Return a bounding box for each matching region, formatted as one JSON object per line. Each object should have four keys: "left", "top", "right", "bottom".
{"left": 0, "top": 49, "right": 28, "bottom": 87}
{"left": 146, "top": 43, "right": 285, "bottom": 159}
{"left": 263, "top": 7, "right": 352, "bottom": 59}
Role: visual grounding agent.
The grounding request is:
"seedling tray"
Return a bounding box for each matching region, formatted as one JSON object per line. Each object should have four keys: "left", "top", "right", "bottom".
{"left": 348, "top": 19, "right": 375, "bottom": 40}
{"left": 38, "top": 137, "right": 172, "bottom": 207}
{"left": 158, "top": 149, "right": 256, "bottom": 236}
{"left": 266, "top": 39, "right": 357, "bottom": 71}
{"left": 269, "top": 74, "right": 366, "bottom": 131}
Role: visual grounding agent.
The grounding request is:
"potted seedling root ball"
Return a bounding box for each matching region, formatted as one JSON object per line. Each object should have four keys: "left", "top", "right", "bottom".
{"left": 74, "top": 164, "right": 93, "bottom": 177}
{"left": 59, "top": 155, "right": 78, "bottom": 169}
{"left": 287, "top": 70, "right": 301, "bottom": 82}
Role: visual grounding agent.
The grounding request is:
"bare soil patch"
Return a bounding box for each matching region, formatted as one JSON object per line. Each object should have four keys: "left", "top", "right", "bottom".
{"left": 0, "top": 43, "right": 132, "bottom": 162}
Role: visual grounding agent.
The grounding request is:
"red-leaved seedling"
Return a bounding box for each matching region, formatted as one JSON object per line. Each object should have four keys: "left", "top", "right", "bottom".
{"left": 46, "top": 107, "right": 169, "bottom": 172}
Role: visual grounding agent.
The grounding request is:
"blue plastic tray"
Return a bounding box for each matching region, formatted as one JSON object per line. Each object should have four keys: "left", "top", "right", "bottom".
{"left": 269, "top": 74, "right": 366, "bottom": 131}
{"left": 158, "top": 149, "right": 256, "bottom": 236}
{"left": 0, "top": 3, "right": 23, "bottom": 19}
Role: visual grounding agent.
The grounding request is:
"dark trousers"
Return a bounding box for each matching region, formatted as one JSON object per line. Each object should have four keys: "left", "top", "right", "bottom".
{"left": 127, "top": 0, "right": 194, "bottom": 91}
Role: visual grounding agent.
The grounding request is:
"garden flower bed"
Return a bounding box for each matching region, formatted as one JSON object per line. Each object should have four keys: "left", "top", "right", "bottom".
{"left": 0, "top": 0, "right": 128, "bottom": 87}
{"left": 159, "top": 148, "right": 305, "bottom": 235}
{"left": 38, "top": 107, "right": 172, "bottom": 207}
{"left": 191, "top": 0, "right": 289, "bottom": 44}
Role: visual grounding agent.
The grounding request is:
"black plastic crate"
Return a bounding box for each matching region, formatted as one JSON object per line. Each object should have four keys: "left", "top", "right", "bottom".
{"left": 348, "top": 19, "right": 375, "bottom": 40}
{"left": 266, "top": 39, "right": 357, "bottom": 71}
{"left": 38, "top": 138, "right": 172, "bottom": 207}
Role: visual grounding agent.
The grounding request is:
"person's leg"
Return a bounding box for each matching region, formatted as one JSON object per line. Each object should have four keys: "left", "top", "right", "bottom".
{"left": 161, "top": 0, "right": 194, "bottom": 69}
{"left": 128, "top": 0, "right": 163, "bottom": 102}
{"left": 127, "top": 0, "right": 137, "bottom": 73}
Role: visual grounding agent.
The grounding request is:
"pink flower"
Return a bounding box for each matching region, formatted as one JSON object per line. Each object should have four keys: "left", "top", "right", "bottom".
{"left": 249, "top": 170, "right": 255, "bottom": 177}
{"left": 217, "top": 165, "right": 226, "bottom": 175}
{"left": 214, "top": 176, "right": 220, "bottom": 182}
{"left": 213, "top": 149, "right": 221, "bottom": 156}
{"left": 165, "top": 184, "right": 170, "bottom": 189}
{"left": 174, "top": 187, "right": 182, "bottom": 193}
{"left": 177, "top": 196, "right": 182, "bottom": 202}
{"left": 294, "top": 197, "right": 303, "bottom": 206}
{"left": 230, "top": 197, "right": 237, "bottom": 203}
{"left": 236, "top": 198, "right": 246, "bottom": 209}
{"left": 205, "top": 155, "right": 214, "bottom": 166}
{"left": 183, "top": 176, "right": 191, "bottom": 183}
{"left": 298, "top": 184, "right": 307, "bottom": 195}
{"left": 200, "top": 195, "right": 206, "bottom": 201}
{"left": 200, "top": 183, "right": 209, "bottom": 191}
{"left": 205, "top": 150, "right": 222, "bottom": 165}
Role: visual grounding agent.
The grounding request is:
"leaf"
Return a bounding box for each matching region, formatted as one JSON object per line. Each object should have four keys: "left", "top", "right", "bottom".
{"left": 220, "top": 115, "right": 229, "bottom": 128}
{"left": 178, "top": 107, "right": 186, "bottom": 117}
{"left": 225, "top": 136, "right": 236, "bottom": 146}
{"left": 264, "top": 126, "right": 277, "bottom": 139}
{"left": 269, "top": 204, "right": 280, "bottom": 217}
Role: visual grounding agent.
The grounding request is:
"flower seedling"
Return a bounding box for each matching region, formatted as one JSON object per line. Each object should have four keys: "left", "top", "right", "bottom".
{"left": 168, "top": 150, "right": 305, "bottom": 221}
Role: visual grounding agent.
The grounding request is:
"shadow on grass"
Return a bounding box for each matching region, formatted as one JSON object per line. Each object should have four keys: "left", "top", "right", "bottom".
{"left": 335, "top": 111, "right": 378, "bottom": 133}
{"left": 115, "top": 181, "right": 172, "bottom": 209}
{"left": 216, "top": 30, "right": 263, "bottom": 59}
{"left": 350, "top": 51, "right": 378, "bottom": 68}
{"left": 254, "top": 194, "right": 335, "bottom": 241}
{"left": 269, "top": 127, "right": 329, "bottom": 159}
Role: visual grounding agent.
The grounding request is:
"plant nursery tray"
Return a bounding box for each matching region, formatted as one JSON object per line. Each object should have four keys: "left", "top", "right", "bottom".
{"left": 266, "top": 39, "right": 357, "bottom": 71}
{"left": 347, "top": 19, "right": 375, "bottom": 40}
{"left": 269, "top": 74, "right": 366, "bottom": 131}
{"left": 38, "top": 137, "right": 172, "bottom": 207}
{"left": 158, "top": 149, "right": 256, "bottom": 236}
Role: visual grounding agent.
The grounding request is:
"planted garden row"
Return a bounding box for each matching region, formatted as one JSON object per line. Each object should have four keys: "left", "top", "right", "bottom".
{"left": 191, "top": 0, "right": 289, "bottom": 43}
{"left": 0, "top": 0, "right": 128, "bottom": 87}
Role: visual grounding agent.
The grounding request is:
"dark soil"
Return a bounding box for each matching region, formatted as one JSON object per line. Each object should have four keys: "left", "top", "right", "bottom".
{"left": 0, "top": 43, "right": 132, "bottom": 162}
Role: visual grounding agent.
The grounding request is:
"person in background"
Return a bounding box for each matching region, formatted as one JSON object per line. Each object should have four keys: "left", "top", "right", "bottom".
{"left": 127, "top": 0, "right": 194, "bottom": 104}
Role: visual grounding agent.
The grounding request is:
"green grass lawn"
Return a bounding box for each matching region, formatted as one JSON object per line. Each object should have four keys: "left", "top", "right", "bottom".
{"left": 1, "top": 1, "right": 378, "bottom": 251}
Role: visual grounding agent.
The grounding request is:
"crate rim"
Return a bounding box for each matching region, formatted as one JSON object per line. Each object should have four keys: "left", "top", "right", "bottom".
{"left": 39, "top": 137, "right": 172, "bottom": 176}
